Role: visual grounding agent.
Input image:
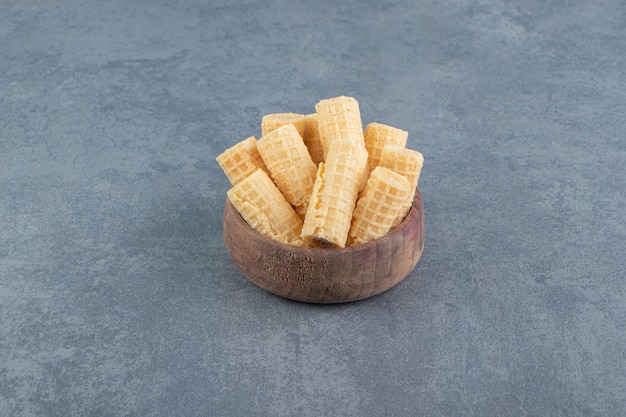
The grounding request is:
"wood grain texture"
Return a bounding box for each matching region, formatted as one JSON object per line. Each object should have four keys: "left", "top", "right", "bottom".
{"left": 223, "top": 189, "right": 425, "bottom": 303}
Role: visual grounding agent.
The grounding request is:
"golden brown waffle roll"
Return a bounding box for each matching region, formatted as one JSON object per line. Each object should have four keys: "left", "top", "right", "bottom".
{"left": 261, "top": 112, "right": 306, "bottom": 138}
{"left": 348, "top": 166, "right": 412, "bottom": 246}
{"left": 315, "top": 96, "right": 365, "bottom": 158}
{"left": 227, "top": 168, "right": 303, "bottom": 245}
{"left": 302, "top": 113, "right": 324, "bottom": 165}
{"left": 215, "top": 136, "right": 269, "bottom": 185}
{"left": 378, "top": 145, "right": 424, "bottom": 227}
{"left": 301, "top": 139, "right": 368, "bottom": 248}
{"left": 379, "top": 145, "right": 424, "bottom": 191}
{"left": 256, "top": 124, "right": 317, "bottom": 212}
{"left": 364, "top": 122, "right": 408, "bottom": 170}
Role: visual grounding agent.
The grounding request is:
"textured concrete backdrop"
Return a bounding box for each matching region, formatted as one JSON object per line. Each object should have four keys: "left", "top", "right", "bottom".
{"left": 1, "top": 0, "right": 625, "bottom": 416}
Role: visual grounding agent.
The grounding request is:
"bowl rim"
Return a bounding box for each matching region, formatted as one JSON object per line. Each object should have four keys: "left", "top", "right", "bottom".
{"left": 224, "top": 188, "right": 423, "bottom": 253}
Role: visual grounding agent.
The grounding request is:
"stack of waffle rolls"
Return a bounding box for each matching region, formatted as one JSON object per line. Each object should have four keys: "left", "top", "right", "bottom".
{"left": 216, "top": 95, "right": 424, "bottom": 247}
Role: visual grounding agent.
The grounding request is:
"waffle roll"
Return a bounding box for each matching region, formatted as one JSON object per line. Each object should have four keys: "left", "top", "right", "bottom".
{"left": 315, "top": 96, "right": 365, "bottom": 159}
{"left": 261, "top": 112, "right": 306, "bottom": 138}
{"left": 378, "top": 145, "right": 424, "bottom": 227}
{"left": 256, "top": 124, "right": 317, "bottom": 216}
{"left": 348, "top": 166, "right": 412, "bottom": 246}
{"left": 301, "top": 139, "right": 368, "bottom": 248}
{"left": 216, "top": 136, "right": 269, "bottom": 186}
{"left": 227, "top": 168, "right": 304, "bottom": 245}
{"left": 364, "top": 122, "right": 408, "bottom": 171}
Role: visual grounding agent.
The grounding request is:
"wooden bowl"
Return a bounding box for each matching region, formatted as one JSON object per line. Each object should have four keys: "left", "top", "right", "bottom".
{"left": 223, "top": 189, "right": 425, "bottom": 303}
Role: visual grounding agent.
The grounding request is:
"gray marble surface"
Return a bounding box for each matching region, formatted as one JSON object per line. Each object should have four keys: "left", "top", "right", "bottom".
{"left": 2, "top": 0, "right": 625, "bottom": 416}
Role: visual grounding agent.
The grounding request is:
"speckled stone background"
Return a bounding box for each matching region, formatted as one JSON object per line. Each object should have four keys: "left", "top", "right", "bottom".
{"left": 1, "top": 0, "right": 625, "bottom": 416}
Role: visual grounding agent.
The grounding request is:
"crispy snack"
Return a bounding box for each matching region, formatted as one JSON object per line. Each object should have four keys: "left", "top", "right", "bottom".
{"left": 303, "top": 113, "right": 324, "bottom": 165}
{"left": 261, "top": 112, "right": 306, "bottom": 138}
{"left": 215, "top": 136, "right": 269, "bottom": 185}
{"left": 301, "top": 139, "right": 368, "bottom": 248}
{"left": 219, "top": 97, "right": 425, "bottom": 249}
{"left": 378, "top": 145, "right": 424, "bottom": 227}
{"left": 348, "top": 166, "right": 412, "bottom": 246}
{"left": 364, "top": 122, "right": 408, "bottom": 171}
{"left": 256, "top": 124, "right": 317, "bottom": 214}
{"left": 315, "top": 96, "right": 365, "bottom": 159}
{"left": 227, "top": 168, "right": 303, "bottom": 245}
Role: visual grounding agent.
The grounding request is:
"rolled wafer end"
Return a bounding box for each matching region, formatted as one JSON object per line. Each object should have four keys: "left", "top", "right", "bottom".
{"left": 315, "top": 95, "right": 365, "bottom": 158}
{"left": 379, "top": 145, "right": 424, "bottom": 190}
{"left": 261, "top": 112, "right": 306, "bottom": 138}
{"left": 378, "top": 145, "right": 425, "bottom": 228}
{"left": 257, "top": 124, "right": 317, "bottom": 209}
{"left": 216, "top": 136, "right": 269, "bottom": 185}
{"left": 364, "top": 122, "right": 409, "bottom": 170}
{"left": 348, "top": 166, "right": 412, "bottom": 246}
{"left": 227, "top": 168, "right": 303, "bottom": 245}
